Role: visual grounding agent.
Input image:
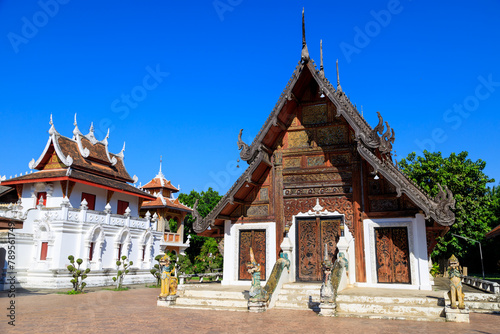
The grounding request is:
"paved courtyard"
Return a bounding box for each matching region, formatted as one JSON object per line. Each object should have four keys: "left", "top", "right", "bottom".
{"left": 1, "top": 285, "right": 499, "bottom": 333}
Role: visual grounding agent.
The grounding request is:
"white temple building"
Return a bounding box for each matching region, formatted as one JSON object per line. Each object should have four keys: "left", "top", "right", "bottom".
{"left": 0, "top": 116, "right": 164, "bottom": 290}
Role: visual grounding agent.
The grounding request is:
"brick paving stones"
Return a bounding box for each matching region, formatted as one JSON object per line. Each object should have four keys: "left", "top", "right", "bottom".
{"left": 1, "top": 286, "right": 499, "bottom": 333}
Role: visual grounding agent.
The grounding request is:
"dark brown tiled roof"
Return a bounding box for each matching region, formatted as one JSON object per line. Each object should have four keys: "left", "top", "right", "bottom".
{"left": 56, "top": 136, "right": 133, "bottom": 182}
{"left": 1, "top": 169, "right": 154, "bottom": 199}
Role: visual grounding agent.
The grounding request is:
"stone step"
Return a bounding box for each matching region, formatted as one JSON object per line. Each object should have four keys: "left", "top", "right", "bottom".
{"left": 336, "top": 302, "right": 444, "bottom": 317}
{"left": 336, "top": 312, "right": 446, "bottom": 322}
{"left": 274, "top": 300, "right": 319, "bottom": 311}
{"left": 336, "top": 294, "right": 444, "bottom": 306}
{"left": 175, "top": 296, "right": 248, "bottom": 308}
{"left": 181, "top": 289, "right": 248, "bottom": 300}
{"left": 464, "top": 293, "right": 500, "bottom": 302}
{"left": 465, "top": 301, "right": 500, "bottom": 312}
{"left": 171, "top": 304, "right": 248, "bottom": 312}
{"left": 281, "top": 283, "right": 322, "bottom": 290}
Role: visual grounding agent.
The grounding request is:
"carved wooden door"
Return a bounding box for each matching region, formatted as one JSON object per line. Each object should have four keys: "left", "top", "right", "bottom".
{"left": 375, "top": 227, "right": 411, "bottom": 284}
{"left": 238, "top": 230, "right": 266, "bottom": 280}
{"left": 296, "top": 218, "right": 340, "bottom": 281}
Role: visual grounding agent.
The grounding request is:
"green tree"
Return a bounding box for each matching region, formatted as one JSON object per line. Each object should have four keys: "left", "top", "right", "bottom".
{"left": 178, "top": 188, "right": 222, "bottom": 263}
{"left": 194, "top": 238, "right": 223, "bottom": 274}
{"left": 168, "top": 218, "right": 178, "bottom": 233}
{"left": 399, "top": 151, "right": 495, "bottom": 267}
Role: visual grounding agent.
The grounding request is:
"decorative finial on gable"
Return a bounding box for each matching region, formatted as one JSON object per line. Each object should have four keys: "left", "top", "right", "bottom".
{"left": 105, "top": 128, "right": 110, "bottom": 139}
{"left": 73, "top": 113, "right": 77, "bottom": 126}
{"left": 48, "top": 114, "right": 58, "bottom": 136}
{"left": 336, "top": 59, "right": 342, "bottom": 92}
{"left": 89, "top": 122, "right": 94, "bottom": 133}
{"left": 301, "top": 8, "right": 310, "bottom": 63}
{"left": 319, "top": 39, "right": 324, "bottom": 76}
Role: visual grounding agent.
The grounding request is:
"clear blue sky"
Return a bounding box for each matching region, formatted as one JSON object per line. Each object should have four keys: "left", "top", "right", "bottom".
{"left": 1, "top": 0, "right": 499, "bottom": 196}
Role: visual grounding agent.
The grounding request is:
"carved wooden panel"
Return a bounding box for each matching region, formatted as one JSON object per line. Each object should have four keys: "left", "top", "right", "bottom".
{"left": 247, "top": 205, "right": 268, "bottom": 216}
{"left": 375, "top": 227, "right": 410, "bottom": 284}
{"left": 302, "top": 104, "right": 327, "bottom": 125}
{"left": 283, "top": 171, "right": 351, "bottom": 184}
{"left": 297, "top": 219, "right": 319, "bottom": 281}
{"left": 239, "top": 230, "right": 266, "bottom": 280}
{"left": 260, "top": 188, "right": 268, "bottom": 201}
{"left": 317, "top": 126, "right": 347, "bottom": 146}
{"left": 284, "top": 186, "right": 348, "bottom": 197}
{"left": 284, "top": 197, "right": 354, "bottom": 232}
{"left": 329, "top": 153, "right": 351, "bottom": 165}
{"left": 370, "top": 199, "right": 399, "bottom": 212}
{"left": 296, "top": 218, "right": 340, "bottom": 281}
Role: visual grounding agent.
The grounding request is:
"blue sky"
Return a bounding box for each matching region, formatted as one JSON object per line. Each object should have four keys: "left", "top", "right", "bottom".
{"left": 0, "top": 0, "right": 499, "bottom": 196}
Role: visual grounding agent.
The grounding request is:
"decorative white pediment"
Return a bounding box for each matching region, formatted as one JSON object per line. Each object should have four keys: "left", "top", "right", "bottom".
{"left": 296, "top": 198, "right": 345, "bottom": 217}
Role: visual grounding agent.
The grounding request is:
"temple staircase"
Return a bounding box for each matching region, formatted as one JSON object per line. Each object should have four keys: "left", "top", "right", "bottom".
{"left": 335, "top": 289, "right": 446, "bottom": 322}
{"left": 457, "top": 293, "right": 500, "bottom": 313}
{"left": 274, "top": 283, "right": 322, "bottom": 311}
{"left": 172, "top": 284, "right": 249, "bottom": 312}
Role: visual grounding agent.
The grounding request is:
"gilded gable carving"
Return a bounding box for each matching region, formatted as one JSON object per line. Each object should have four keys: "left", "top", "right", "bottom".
{"left": 317, "top": 126, "right": 347, "bottom": 146}
{"left": 288, "top": 131, "right": 310, "bottom": 148}
{"left": 307, "top": 156, "right": 325, "bottom": 167}
{"left": 283, "top": 157, "right": 301, "bottom": 168}
{"left": 302, "top": 104, "right": 327, "bottom": 125}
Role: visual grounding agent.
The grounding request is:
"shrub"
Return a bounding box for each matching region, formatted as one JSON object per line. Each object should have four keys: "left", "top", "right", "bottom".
{"left": 112, "top": 255, "right": 133, "bottom": 289}
{"left": 67, "top": 255, "right": 90, "bottom": 293}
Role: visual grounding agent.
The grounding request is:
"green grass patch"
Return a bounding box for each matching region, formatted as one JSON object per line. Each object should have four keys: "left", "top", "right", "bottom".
{"left": 145, "top": 284, "right": 160, "bottom": 288}
{"left": 58, "top": 290, "right": 85, "bottom": 295}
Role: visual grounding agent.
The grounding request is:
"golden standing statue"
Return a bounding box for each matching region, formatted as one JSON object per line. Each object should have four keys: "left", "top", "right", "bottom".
{"left": 159, "top": 254, "right": 178, "bottom": 297}
{"left": 448, "top": 254, "right": 465, "bottom": 309}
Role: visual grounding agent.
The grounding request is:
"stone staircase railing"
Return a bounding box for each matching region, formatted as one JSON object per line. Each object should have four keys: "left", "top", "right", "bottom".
{"left": 462, "top": 276, "right": 500, "bottom": 294}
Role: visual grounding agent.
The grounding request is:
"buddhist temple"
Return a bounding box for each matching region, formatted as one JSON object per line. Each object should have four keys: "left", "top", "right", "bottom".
{"left": 0, "top": 115, "right": 163, "bottom": 289}
{"left": 192, "top": 11, "right": 456, "bottom": 290}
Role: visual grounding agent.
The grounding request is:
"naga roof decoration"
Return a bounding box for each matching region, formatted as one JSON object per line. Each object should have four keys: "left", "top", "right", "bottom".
{"left": 192, "top": 11, "right": 456, "bottom": 232}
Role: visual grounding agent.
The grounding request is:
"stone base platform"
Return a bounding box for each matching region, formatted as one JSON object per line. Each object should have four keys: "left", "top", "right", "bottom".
{"left": 157, "top": 295, "right": 178, "bottom": 307}
{"left": 445, "top": 306, "right": 470, "bottom": 322}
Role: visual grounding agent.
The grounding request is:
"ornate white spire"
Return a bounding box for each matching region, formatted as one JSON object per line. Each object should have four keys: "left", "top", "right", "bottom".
{"left": 319, "top": 39, "right": 324, "bottom": 75}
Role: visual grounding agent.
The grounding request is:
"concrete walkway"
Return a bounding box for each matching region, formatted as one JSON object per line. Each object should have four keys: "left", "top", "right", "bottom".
{"left": 1, "top": 284, "right": 499, "bottom": 333}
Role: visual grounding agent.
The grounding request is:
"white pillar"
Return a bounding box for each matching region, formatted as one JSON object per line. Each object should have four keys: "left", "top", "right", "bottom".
{"left": 221, "top": 220, "right": 233, "bottom": 286}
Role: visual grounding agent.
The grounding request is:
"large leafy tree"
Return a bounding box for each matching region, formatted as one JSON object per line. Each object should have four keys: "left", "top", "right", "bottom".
{"left": 178, "top": 188, "right": 222, "bottom": 267}
{"left": 399, "top": 151, "right": 495, "bottom": 268}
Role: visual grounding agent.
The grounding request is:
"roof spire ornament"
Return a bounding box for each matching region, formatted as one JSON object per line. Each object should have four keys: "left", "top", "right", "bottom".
{"left": 319, "top": 39, "right": 324, "bottom": 76}
{"left": 301, "top": 8, "right": 310, "bottom": 63}
{"left": 49, "top": 114, "right": 53, "bottom": 126}
{"left": 336, "top": 59, "right": 342, "bottom": 92}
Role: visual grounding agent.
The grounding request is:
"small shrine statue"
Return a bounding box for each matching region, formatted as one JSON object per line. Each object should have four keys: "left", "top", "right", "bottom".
{"left": 320, "top": 245, "right": 334, "bottom": 303}
{"left": 447, "top": 254, "right": 465, "bottom": 309}
{"left": 246, "top": 248, "right": 268, "bottom": 302}
{"left": 159, "top": 254, "right": 178, "bottom": 297}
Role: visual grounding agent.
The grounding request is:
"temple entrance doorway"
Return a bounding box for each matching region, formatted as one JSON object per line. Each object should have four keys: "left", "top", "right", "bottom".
{"left": 238, "top": 229, "right": 266, "bottom": 280}
{"left": 296, "top": 217, "right": 341, "bottom": 282}
{"left": 375, "top": 227, "right": 411, "bottom": 284}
